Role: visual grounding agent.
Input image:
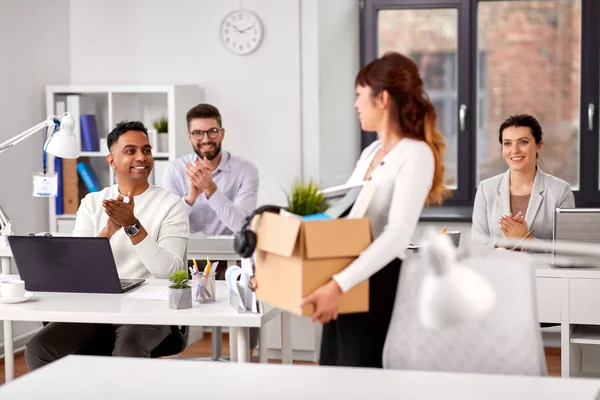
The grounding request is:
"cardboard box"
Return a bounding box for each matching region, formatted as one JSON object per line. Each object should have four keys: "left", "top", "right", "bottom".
{"left": 253, "top": 212, "right": 371, "bottom": 316}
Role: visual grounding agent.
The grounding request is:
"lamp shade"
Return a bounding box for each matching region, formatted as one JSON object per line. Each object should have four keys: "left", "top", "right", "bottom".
{"left": 45, "top": 113, "right": 80, "bottom": 159}
{"left": 418, "top": 230, "right": 496, "bottom": 330}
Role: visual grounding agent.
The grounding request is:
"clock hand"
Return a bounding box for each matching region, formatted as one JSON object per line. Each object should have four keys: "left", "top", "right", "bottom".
{"left": 241, "top": 23, "right": 256, "bottom": 33}
{"left": 231, "top": 25, "right": 243, "bottom": 33}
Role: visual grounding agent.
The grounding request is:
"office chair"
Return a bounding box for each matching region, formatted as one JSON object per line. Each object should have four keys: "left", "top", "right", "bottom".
{"left": 383, "top": 248, "right": 547, "bottom": 376}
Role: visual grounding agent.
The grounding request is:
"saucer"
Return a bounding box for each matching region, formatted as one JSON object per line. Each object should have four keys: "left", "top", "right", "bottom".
{"left": 0, "top": 292, "right": 34, "bottom": 304}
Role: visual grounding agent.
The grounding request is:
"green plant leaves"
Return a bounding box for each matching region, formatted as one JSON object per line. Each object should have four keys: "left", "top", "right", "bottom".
{"left": 152, "top": 116, "right": 168, "bottom": 133}
{"left": 169, "top": 270, "right": 190, "bottom": 289}
{"left": 286, "top": 179, "right": 329, "bottom": 216}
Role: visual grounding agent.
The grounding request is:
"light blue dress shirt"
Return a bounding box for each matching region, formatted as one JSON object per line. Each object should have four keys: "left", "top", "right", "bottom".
{"left": 161, "top": 151, "right": 259, "bottom": 235}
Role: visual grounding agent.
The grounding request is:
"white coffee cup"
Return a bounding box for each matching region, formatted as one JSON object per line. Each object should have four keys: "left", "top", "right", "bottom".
{"left": 1, "top": 280, "right": 25, "bottom": 299}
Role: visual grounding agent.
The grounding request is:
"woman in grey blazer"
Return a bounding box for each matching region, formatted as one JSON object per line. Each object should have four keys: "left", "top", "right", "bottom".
{"left": 472, "top": 114, "right": 575, "bottom": 247}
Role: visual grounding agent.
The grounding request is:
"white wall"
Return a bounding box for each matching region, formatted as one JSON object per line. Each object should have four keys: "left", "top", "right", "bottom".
{"left": 0, "top": 0, "right": 361, "bottom": 357}
{"left": 318, "top": 0, "right": 361, "bottom": 187}
{"left": 0, "top": 0, "right": 71, "bottom": 351}
{"left": 300, "top": 0, "right": 361, "bottom": 188}
{"left": 69, "top": 0, "right": 361, "bottom": 205}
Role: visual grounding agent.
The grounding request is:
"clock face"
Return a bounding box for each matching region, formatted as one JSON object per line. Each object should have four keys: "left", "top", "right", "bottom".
{"left": 220, "top": 10, "right": 264, "bottom": 56}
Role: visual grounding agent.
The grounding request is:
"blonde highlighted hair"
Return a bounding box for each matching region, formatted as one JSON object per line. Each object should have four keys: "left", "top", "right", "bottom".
{"left": 355, "top": 52, "right": 450, "bottom": 205}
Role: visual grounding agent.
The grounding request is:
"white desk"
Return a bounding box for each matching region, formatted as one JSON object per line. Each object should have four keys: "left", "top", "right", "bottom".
{"left": 0, "top": 237, "right": 295, "bottom": 369}
{"left": 535, "top": 263, "right": 600, "bottom": 377}
{"left": 1, "top": 355, "right": 600, "bottom": 399}
{"left": 0, "top": 278, "right": 292, "bottom": 383}
{"left": 187, "top": 234, "right": 240, "bottom": 263}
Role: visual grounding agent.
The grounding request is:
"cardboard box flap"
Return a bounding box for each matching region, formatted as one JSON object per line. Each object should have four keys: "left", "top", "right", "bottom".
{"left": 255, "top": 212, "right": 302, "bottom": 257}
{"left": 303, "top": 218, "right": 372, "bottom": 259}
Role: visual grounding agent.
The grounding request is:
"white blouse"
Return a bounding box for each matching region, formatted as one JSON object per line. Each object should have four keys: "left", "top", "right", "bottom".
{"left": 333, "top": 138, "right": 434, "bottom": 293}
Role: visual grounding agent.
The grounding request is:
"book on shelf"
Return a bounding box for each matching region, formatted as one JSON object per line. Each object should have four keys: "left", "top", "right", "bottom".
{"left": 62, "top": 159, "right": 79, "bottom": 214}
{"left": 54, "top": 158, "right": 64, "bottom": 215}
{"left": 76, "top": 161, "right": 102, "bottom": 193}
{"left": 80, "top": 114, "right": 100, "bottom": 152}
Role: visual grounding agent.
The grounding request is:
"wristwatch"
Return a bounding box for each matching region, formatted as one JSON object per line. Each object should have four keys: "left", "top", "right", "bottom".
{"left": 124, "top": 219, "right": 141, "bottom": 237}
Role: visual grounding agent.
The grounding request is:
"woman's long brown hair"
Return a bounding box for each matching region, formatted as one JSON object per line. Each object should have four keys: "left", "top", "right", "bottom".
{"left": 355, "top": 52, "right": 450, "bottom": 205}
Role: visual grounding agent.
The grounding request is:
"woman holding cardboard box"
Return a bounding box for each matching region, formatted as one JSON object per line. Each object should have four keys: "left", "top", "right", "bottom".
{"left": 300, "top": 52, "right": 448, "bottom": 368}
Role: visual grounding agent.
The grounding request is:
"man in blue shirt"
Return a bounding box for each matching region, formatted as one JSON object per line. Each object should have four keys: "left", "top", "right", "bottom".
{"left": 162, "top": 103, "right": 259, "bottom": 242}
{"left": 162, "top": 104, "right": 260, "bottom": 356}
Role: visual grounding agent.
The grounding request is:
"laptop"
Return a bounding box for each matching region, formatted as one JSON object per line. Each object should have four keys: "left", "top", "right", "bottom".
{"left": 7, "top": 236, "right": 145, "bottom": 294}
{"left": 551, "top": 208, "right": 600, "bottom": 268}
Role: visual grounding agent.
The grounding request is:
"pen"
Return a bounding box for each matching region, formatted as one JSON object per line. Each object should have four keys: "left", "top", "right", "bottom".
{"left": 509, "top": 229, "right": 536, "bottom": 252}
{"left": 204, "top": 257, "right": 212, "bottom": 276}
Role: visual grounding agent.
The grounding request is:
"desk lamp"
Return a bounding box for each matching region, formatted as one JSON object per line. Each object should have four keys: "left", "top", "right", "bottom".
{"left": 0, "top": 113, "right": 79, "bottom": 248}
{"left": 418, "top": 229, "right": 496, "bottom": 329}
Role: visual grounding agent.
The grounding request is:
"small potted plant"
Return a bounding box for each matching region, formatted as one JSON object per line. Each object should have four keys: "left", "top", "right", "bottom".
{"left": 168, "top": 270, "right": 192, "bottom": 309}
{"left": 286, "top": 179, "right": 329, "bottom": 217}
{"left": 152, "top": 116, "right": 169, "bottom": 153}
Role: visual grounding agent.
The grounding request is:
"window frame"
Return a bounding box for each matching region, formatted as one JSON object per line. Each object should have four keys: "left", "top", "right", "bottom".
{"left": 361, "top": 0, "right": 600, "bottom": 214}
{"left": 361, "top": 0, "right": 476, "bottom": 206}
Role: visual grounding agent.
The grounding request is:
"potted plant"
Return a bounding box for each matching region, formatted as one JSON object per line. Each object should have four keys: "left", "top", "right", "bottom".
{"left": 152, "top": 116, "right": 169, "bottom": 153}
{"left": 168, "top": 270, "right": 192, "bottom": 309}
{"left": 286, "top": 179, "right": 329, "bottom": 217}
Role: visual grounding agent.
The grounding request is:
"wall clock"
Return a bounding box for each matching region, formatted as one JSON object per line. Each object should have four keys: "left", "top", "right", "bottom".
{"left": 220, "top": 10, "right": 264, "bottom": 56}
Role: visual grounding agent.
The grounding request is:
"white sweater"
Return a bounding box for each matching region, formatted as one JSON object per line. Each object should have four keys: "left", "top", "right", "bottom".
{"left": 72, "top": 184, "right": 190, "bottom": 279}
{"left": 333, "top": 138, "right": 434, "bottom": 293}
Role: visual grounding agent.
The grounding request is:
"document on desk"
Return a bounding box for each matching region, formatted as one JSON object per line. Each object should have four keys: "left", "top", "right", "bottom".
{"left": 123, "top": 287, "right": 167, "bottom": 301}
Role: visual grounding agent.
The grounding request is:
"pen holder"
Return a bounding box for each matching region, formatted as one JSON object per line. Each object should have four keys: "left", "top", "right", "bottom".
{"left": 193, "top": 273, "right": 216, "bottom": 304}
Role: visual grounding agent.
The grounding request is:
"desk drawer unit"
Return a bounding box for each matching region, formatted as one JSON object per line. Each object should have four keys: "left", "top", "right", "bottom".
{"left": 537, "top": 277, "right": 561, "bottom": 323}
{"left": 570, "top": 278, "right": 600, "bottom": 324}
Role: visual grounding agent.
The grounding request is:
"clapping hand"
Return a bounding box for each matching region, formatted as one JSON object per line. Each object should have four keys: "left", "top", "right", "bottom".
{"left": 499, "top": 211, "right": 529, "bottom": 238}
{"left": 103, "top": 193, "right": 136, "bottom": 227}
{"left": 185, "top": 157, "right": 217, "bottom": 203}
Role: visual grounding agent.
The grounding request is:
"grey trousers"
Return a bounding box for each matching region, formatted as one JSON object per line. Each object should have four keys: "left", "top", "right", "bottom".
{"left": 25, "top": 322, "right": 171, "bottom": 371}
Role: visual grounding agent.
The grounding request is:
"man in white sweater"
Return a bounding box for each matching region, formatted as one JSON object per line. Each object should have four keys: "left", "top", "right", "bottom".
{"left": 24, "top": 121, "right": 190, "bottom": 371}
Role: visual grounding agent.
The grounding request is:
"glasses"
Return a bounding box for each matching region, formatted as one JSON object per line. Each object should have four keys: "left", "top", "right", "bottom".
{"left": 190, "top": 127, "right": 222, "bottom": 140}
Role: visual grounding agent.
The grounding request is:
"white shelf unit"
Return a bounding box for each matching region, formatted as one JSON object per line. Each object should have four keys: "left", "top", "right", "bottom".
{"left": 45, "top": 85, "right": 204, "bottom": 233}
{"left": 571, "top": 325, "right": 600, "bottom": 345}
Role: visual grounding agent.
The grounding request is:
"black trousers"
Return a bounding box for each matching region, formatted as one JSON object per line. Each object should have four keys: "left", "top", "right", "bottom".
{"left": 319, "top": 258, "right": 402, "bottom": 368}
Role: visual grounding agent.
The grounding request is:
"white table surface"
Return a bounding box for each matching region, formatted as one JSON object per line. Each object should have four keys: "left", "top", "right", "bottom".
{"left": 1, "top": 355, "right": 600, "bottom": 400}
{"left": 0, "top": 279, "right": 276, "bottom": 327}
{"left": 535, "top": 264, "right": 600, "bottom": 278}
{"left": 0, "top": 277, "right": 292, "bottom": 382}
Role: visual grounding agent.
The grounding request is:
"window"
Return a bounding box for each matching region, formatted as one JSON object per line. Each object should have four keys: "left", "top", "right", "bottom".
{"left": 361, "top": 0, "right": 600, "bottom": 210}
{"left": 377, "top": 8, "right": 461, "bottom": 190}
{"left": 477, "top": 1, "right": 581, "bottom": 188}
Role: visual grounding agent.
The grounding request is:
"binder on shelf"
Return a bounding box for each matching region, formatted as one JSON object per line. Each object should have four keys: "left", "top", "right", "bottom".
{"left": 80, "top": 115, "right": 100, "bottom": 152}
{"left": 76, "top": 161, "right": 102, "bottom": 193}
{"left": 62, "top": 159, "right": 79, "bottom": 214}
{"left": 54, "top": 158, "right": 64, "bottom": 215}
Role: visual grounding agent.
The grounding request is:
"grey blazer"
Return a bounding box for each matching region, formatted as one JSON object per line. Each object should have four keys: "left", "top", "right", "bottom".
{"left": 471, "top": 168, "right": 575, "bottom": 247}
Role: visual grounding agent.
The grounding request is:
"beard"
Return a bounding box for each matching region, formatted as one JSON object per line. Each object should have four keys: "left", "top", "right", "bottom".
{"left": 194, "top": 141, "right": 222, "bottom": 160}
